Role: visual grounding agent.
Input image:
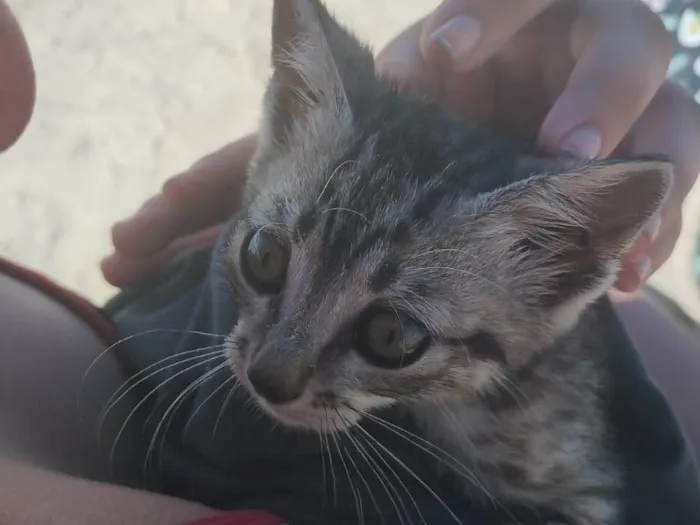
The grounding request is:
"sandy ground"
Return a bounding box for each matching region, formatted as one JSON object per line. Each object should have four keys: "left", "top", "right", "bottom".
{"left": 2, "top": 0, "right": 700, "bottom": 322}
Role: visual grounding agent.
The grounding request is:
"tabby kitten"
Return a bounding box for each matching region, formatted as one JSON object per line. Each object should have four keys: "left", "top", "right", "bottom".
{"left": 223, "top": 1, "right": 672, "bottom": 524}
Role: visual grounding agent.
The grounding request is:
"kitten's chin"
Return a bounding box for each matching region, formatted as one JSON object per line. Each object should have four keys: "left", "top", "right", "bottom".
{"left": 260, "top": 403, "right": 361, "bottom": 433}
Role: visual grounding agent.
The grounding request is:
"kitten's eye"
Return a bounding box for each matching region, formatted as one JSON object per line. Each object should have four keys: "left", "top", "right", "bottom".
{"left": 240, "top": 229, "right": 290, "bottom": 294}
{"left": 356, "top": 309, "right": 429, "bottom": 368}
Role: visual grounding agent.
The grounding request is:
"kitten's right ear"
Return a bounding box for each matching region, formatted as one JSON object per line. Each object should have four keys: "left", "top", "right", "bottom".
{"left": 477, "top": 157, "right": 673, "bottom": 330}
{"left": 265, "top": 0, "right": 375, "bottom": 146}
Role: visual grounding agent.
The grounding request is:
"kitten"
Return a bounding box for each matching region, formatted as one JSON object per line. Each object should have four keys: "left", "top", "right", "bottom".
{"left": 223, "top": 1, "right": 672, "bottom": 524}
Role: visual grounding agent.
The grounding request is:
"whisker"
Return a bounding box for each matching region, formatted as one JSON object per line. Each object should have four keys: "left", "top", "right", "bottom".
{"left": 183, "top": 374, "right": 239, "bottom": 437}
{"left": 353, "top": 422, "right": 463, "bottom": 525}
{"left": 354, "top": 408, "right": 489, "bottom": 498}
{"left": 386, "top": 299, "right": 409, "bottom": 366}
{"left": 330, "top": 421, "right": 363, "bottom": 525}
{"left": 491, "top": 372, "right": 529, "bottom": 409}
{"left": 337, "top": 410, "right": 382, "bottom": 525}
{"left": 106, "top": 353, "right": 225, "bottom": 470}
{"left": 337, "top": 413, "right": 392, "bottom": 525}
{"left": 323, "top": 207, "right": 371, "bottom": 226}
{"left": 318, "top": 430, "right": 328, "bottom": 507}
{"left": 99, "top": 346, "right": 225, "bottom": 435}
{"left": 323, "top": 408, "right": 338, "bottom": 508}
{"left": 151, "top": 363, "right": 231, "bottom": 475}
{"left": 140, "top": 349, "right": 229, "bottom": 431}
{"left": 434, "top": 401, "right": 478, "bottom": 460}
{"left": 413, "top": 248, "right": 480, "bottom": 262}
{"left": 419, "top": 266, "right": 511, "bottom": 301}
{"left": 316, "top": 159, "right": 356, "bottom": 204}
{"left": 146, "top": 362, "right": 229, "bottom": 471}
{"left": 79, "top": 328, "right": 223, "bottom": 415}
{"left": 213, "top": 380, "right": 242, "bottom": 437}
{"left": 348, "top": 423, "right": 423, "bottom": 525}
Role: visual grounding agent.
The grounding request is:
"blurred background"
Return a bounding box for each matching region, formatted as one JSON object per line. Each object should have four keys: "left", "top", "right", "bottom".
{"left": 1, "top": 0, "right": 699, "bottom": 323}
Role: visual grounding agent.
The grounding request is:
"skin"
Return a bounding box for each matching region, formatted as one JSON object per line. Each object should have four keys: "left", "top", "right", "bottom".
{"left": 0, "top": 3, "right": 219, "bottom": 524}
{"left": 104, "top": 0, "right": 699, "bottom": 294}
{"left": 102, "top": 0, "right": 700, "bottom": 450}
{"left": 0, "top": 0, "right": 698, "bottom": 523}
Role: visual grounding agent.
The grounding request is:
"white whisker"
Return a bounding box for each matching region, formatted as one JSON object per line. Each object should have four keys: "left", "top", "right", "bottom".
{"left": 184, "top": 374, "right": 239, "bottom": 437}
{"left": 419, "top": 266, "right": 511, "bottom": 300}
{"left": 145, "top": 362, "right": 229, "bottom": 471}
{"left": 79, "top": 328, "right": 223, "bottom": 416}
{"left": 316, "top": 159, "right": 356, "bottom": 204}
{"left": 331, "top": 421, "right": 363, "bottom": 525}
{"left": 213, "top": 380, "right": 242, "bottom": 437}
{"left": 106, "top": 353, "right": 225, "bottom": 470}
{"left": 323, "top": 207, "right": 371, "bottom": 225}
{"left": 98, "top": 346, "right": 224, "bottom": 437}
{"left": 353, "top": 422, "right": 463, "bottom": 525}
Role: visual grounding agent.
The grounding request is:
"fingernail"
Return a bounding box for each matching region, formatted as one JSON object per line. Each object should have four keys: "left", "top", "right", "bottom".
{"left": 636, "top": 257, "right": 652, "bottom": 282}
{"left": 429, "top": 15, "right": 482, "bottom": 65}
{"left": 644, "top": 212, "right": 663, "bottom": 241}
{"left": 559, "top": 125, "right": 602, "bottom": 159}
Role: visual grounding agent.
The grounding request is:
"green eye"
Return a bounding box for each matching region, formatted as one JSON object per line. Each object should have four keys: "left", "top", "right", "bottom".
{"left": 357, "top": 309, "right": 429, "bottom": 368}
{"left": 240, "top": 229, "right": 290, "bottom": 294}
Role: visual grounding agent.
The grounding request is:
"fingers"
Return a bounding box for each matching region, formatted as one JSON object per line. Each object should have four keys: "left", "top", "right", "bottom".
{"left": 613, "top": 81, "right": 700, "bottom": 291}
{"left": 0, "top": 1, "right": 35, "bottom": 151}
{"left": 376, "top": 19, "right": 495, "bottom": 121}
{"left": 538, "top": 0, "right": 672, "bottom": 158}
{"left": 111, "top": 134, "right": 256, "bottom": 258}
{"left": 419, "top": 0, "right": 556, "bottom": 72}
{"left": 376, "top": 19, "right": 442, "bottom": 98}
{"left": 615, "top": 211, "right": 681, "bottom": 293}
{"left": 614, "top": 214, "right": 662, "bottom": 292}
{"left": 102, "top": 225, "right": 224, "bottom": 287}
{"left": 104, "top": 133, "right": 256, "bottom": 287}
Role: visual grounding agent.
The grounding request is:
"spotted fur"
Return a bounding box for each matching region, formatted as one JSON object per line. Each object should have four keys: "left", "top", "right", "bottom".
{"left": 223, "top": 1, "right": 672, "bottom": 524}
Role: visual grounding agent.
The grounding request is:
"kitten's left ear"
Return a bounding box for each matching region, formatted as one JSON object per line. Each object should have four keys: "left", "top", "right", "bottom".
{"left": 479, "top": 157, "right": 673, "bottom": 323}
{"left": 266, "top": 0, "right": 376, "bottom": 144}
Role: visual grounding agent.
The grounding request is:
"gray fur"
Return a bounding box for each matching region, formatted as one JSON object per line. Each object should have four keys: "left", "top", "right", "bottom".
{"left": 223, "top": 1, "right": 673, "bottom": 524}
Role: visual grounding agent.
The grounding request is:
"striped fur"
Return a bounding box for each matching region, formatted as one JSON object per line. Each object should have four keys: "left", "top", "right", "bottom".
{"left": 222, "top": 1, "right": 672, "bottom": 524}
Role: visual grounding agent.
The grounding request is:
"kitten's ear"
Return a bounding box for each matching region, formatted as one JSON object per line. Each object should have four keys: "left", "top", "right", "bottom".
{"left": 479, "top": 157, "right": 673, "bottom": 325}
{"left": 265, "top": 0, "right": 375, "bottom": 145}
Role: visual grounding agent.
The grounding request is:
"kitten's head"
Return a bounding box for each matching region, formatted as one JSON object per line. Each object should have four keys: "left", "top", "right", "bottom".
{"left": 224, "top": 0, "right": 671, "bottom": 431}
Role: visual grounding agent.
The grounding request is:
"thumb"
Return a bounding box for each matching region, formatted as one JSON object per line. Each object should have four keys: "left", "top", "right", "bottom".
{"left": 420, "top": 0, "right": 556, "bottom": 72}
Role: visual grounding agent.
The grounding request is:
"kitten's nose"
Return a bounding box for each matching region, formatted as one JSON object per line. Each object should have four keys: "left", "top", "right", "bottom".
{"left": 247, "top": 365, "right": 304, "bottom": 405}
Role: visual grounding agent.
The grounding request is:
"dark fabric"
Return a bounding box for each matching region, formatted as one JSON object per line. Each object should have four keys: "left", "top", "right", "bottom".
{"left": 106, "top": 223, "right": 700, "bottom": 525}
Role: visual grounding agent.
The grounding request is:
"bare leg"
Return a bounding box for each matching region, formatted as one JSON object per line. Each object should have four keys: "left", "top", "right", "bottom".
{"left": 0, "top": 456, "right": 215, "bottom": 525}
{"left": 612, "top": 290, "right": 700, "bottom": 459}
{"left": 0, "top": 272, "right": 144, "bottom": 482}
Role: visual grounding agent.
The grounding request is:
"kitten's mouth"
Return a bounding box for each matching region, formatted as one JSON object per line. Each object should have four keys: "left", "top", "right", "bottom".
{"left": 266, "top": 403, "right": 360, "bottom": 432}
{"left": 225, "top": 341, "right": 360, "bottom": 432}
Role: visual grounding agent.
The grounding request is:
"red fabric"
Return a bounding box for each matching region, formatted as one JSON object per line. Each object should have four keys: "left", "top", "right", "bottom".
{"left": 0, "top": 257, "right": 119, "bottom": 345}
{"left": 182, "top": 511, "right": 286, "bottom": 525}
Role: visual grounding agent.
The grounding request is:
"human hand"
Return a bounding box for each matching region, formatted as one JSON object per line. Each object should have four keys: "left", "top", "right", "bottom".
{"left": 376, "top": 0, "right": 699, "bottom": 292}
{"left": 101, "top": 134, "right": 256, "bottom": 286}
{"left": 105, "top": 0, "right": 700, "bottom": 293}
{"left": 0, "top": 1, "right": 35, "bottom": 152}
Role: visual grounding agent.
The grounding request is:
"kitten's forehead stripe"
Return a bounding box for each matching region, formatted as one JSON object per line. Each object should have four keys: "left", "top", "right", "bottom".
{"left": 369, "top": 257, "right": 400, "bottom": 292}
{"left": 347, "top": 227, "right": 390, "bottom": 263}
{"left": 294, "top": 207, "right": 318, "bottom": 242}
